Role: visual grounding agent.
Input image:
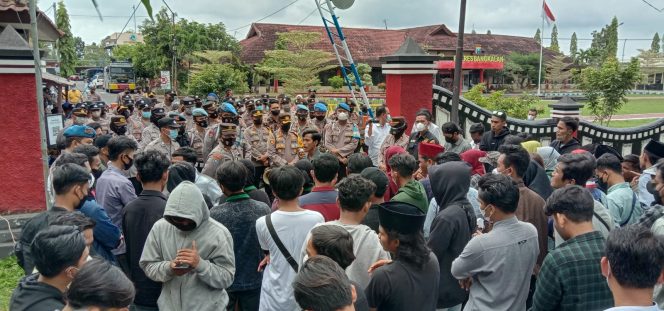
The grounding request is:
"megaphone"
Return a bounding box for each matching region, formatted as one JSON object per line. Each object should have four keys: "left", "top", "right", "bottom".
{"left": 331, "top": 0, "right": 354, "bottom": 10}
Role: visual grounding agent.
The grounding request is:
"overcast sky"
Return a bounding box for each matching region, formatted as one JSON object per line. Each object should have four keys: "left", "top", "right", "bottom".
{"left": 51, "top": 0, "right": 664, "bottom": 59}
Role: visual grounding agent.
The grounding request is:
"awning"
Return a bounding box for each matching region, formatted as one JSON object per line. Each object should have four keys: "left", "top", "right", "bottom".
{"left": 42, "top": 72, "right": 74, "bottom": 86}
{"left": 436, "top": 60, "right": 504, "bottom": 70}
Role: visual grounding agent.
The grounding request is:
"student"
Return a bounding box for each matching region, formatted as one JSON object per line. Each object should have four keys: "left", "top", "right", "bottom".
{"left": 255, "top": 166, "right": 324, "bottom": 310}
{"left": 299, "top": 153, "right": 340, "bottom": 221}
{"left": 389, "top": 153, "right": 428, "bottom": 213}
{"left": 366, "top": 201, "right": 440, "bottom": 311}
{"left": 10, "top": 226, "right": 90, "bottom": 311}
{"left": 602, "top": 225, "right": 664, "bottom": 311}
{"left": 597, "top": 154, "right": 642, "bottom": 226}
{"left": 63, "top": 259, "right": 135, "bottom": 311}
{"left": 360, "top": 167, "right": 389, "bottom": 233}
{"left": 293, "top": 255, "right": 358, "bottom": 311}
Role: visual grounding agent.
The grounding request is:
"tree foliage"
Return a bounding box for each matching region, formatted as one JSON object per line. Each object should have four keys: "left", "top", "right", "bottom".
{"left": 579, "top": 57, "right": 640, "bottom": 125}
{"left": 550, "top": 24, "right": 560, "bottom": 53}
{"left": 534, "top": 28, "right": 541, "bottom": 45}
{"left": 74, "top": 36, "right": 85, "bottom": 59}
{"left": 586, "top": 17, "right": 619, "bottom": 66}
{"left": 256, "top": 31, "right": 335, "bottom": 94}
{"left": 651, "top": 33, "right": 661, "bottom": 53}
{"left": 187, "top": 64, "right": 248, "bottom": 96}
{"left": 79, "top": 43, "right": 110, "bottom": 67}
{"left": 570, "top": 32, "right": 578, "bottom": 60}
{"left": 486, "top": 29, "right": 492, "bottom": 35}
{"left": 463, "top": 84, "right": 542, "bottom": 119}
{"left": 55, "top": 1, "right": 76, "bottom": 77}
{"left": 329, "top": 76, "right": 344, "bottom": 90}
{"left": 503, "top": 53, "right": 541, "bottom": 89}
{"left": 545, "top": 54, "right": 573, "bottom": 89}
{"left": 637, "top": 49, "right": 663, "bottom": 88}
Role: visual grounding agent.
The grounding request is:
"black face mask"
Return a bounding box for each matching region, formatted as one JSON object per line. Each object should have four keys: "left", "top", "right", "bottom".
{"left": 222, "top": 138, "right": 235, "bottom": 147}
{"left": 271, "top": 110, "right": 280, "bottom": 116}
{"left": 166, "top": 217, "right": 197, "bottom": 231}
{"left": 315, "top": 115, "right": 325, "bottom": 121}
{"left": 208, "top": 112, "right": 219, "bottom": 119}
{"left": 222, "top": 116, "right": 238, "bottom": 124}
{"left": 361, "top": 106, "right": 368, "bottom": 113}
{"left": 253, "top": 118, "right": 263, "bottom": 125}
{"left": 647, "top": 180, "right": 662, "bottom": 205}
{"left": 113, "top": 126, "right": 127, "bottom": 136}
{"left": 178, "top": 127, "right": 185, "bottom": 135}
{"left": 196, "top": 120, "right": 208, "bottom": 128}
{"left": 281, "top": 123, "right": 291, "bottom": 132}
{"left": 297, "top": 114, "right": 307, "bottom": 121}
{"left": 123, "top": 154, "right": 134, "bottom": 170}
{"left": 390, "top": 128, "right": 403, "bottom": 136}
{"left": 595, "top": 176, "right": 608, "bottom": 193}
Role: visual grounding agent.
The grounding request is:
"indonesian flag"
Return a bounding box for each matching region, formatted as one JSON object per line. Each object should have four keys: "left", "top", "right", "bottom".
{"left": 542, "top": 1, "right": 556, "bottom": 26}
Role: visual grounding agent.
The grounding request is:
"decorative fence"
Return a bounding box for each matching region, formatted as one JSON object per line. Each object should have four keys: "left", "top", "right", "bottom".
{"left": 432, "top": 85, "right": 664, "bottom": 156}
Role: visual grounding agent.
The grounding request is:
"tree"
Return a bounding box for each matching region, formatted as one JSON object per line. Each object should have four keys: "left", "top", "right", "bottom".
{"left": 637, "top": 49, "right": 662, "bottom": 90}
{"left": 486, "top": 29, "right": 492, "bottom": 35}
{"left": 79, "top": 43, "right": 110, "bottom": 67}
{"left": 463, "top": 84, "right": 541, "bottom": 119}
{"left": 355, "top": 63, "right": 373, "bottom": 87}
{"left": 256, "top": 31, "right": 335, "bottom": 94}
{"left": 579, "top": 57, "right": 640, "bottom": 125}
{"left": 471, "top": 29, "right": 476, "bottom": 35}
{"left": 503, "top": 52, "right": 542, "bottom": 89}
{"left": 534, "top": 28, "right": 541, "bottom": 45}
{"left": 570, "top": 32, "right": 578, "bottom": 60}
{"left": 550, "top": 24, "right": 560, "bottom": 53}
{"left": 651, "top": 33, "right": 661, "bottom": 53}
{"left": 328, "top": 76, "right": 344, "bottom": 90}
{"left": 56, "top": 1, "right": 76, "bottom": 77}
{"left": 588, "top": 17, "right": 619, "bottom": 66}
{"left": 545, "top": 54, "right": 573, "bottom": 89}
{"left": 187, "top": 64, "right": 248, "bottom": 95}
{"left": 74, "top": 37, "right": 85, "bottom": 59}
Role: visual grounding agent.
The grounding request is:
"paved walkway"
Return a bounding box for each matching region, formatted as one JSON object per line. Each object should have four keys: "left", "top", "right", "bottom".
{"left": 580, "top": 113, "right": 664, "bottom": 121}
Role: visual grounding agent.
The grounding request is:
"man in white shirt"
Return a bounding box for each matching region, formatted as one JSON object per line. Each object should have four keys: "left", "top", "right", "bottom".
{"left": 409, "top": 109, "right": 442, "bottom": 143}
{"left": 364, "top": 106, "right": 391, "bottom": 166}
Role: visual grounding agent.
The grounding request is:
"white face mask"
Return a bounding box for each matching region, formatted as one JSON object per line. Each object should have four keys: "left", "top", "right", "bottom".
{"left": 527, "top": 115, "right": 535, "bottom": 121}
{"left": 88, "top": 173, "right": 95, "bottom": 189}
{"left": 415, "top": 122, "right": 426, "bottom": 132}
{"left": 92, "top": 111, "right": 101, "bottom": 118}
{"left": 492, "top": 168, "right": 500, "bottom": 175}
{"left": 338, "top": 112, "right": 348, "bottom": 121}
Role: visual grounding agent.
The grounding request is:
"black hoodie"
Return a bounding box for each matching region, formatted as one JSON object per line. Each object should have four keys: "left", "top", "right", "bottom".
{"left": 9, "top": 273, "right": 65, "bottom": 311}
{"left": 479, "top": 126, "right": 510, "bottom": 151}
{"left": 427, "top": 162, "right": 477, "bottom": 308}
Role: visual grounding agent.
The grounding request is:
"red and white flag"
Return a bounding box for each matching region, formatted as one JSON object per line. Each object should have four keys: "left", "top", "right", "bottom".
{"left": 542, "top": 0, "right": 556, "bottom": 26}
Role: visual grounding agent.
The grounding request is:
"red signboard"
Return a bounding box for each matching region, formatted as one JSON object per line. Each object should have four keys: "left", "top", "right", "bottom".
{"left": 436, "top": 60, "right": 504, "bottom": 70}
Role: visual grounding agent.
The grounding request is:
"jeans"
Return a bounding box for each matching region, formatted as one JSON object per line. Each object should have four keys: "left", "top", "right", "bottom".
{"left": 227, "top": 288, "right": 261, "bottom": 311}
{"left": 437, "top": 304, "right": 462, "bottom": 311}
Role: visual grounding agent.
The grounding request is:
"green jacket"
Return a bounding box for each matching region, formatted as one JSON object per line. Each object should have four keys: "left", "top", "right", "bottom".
{"left": 391, "top": 180, "right": 429, "bottom": 213}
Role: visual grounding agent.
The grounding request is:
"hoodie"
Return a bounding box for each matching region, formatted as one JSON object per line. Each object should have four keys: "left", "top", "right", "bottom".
{"left": 391, "top": 179, "right": 429, "bottom": 213}
{"left": 479, "top": 126, "right": 510, "bottom": 152}
{"left": 140, "top": 181, "right": 236, "bottom": 311}
{"left": 9, "top": 273, "right": 65, "bottom": 311}
{"left": 427, "top": 162, "right": 477, "bottom": 308}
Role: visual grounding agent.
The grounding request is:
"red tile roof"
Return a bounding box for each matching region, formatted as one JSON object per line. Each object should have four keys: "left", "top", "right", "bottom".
{"left": 240, "top": 23, "right": 557, "bottom": 67}
{"left": 0, "top": 0, "right": 63, "bottom": 39}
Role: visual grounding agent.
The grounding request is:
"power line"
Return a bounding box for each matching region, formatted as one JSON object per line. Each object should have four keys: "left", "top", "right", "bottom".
{"left": 640, "top": 0, "right": 664, "bottom": 12}
{"left": 297, "top": 7, "right": 318, "bottom": 25}
{"left": 118, "top": 1, "right": 143, "bottom": 35}
{"left": 70, "top": 14, "right": 150, "bottom": 18}
{"left": 229, "top": 0, "right": 301, "bottom": 32}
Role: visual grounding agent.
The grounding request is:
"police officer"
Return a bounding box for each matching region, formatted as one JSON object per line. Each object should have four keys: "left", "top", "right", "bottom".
{"left": 243, "top": 106, "right": 271, "bottom": 186}
{"left": 202, "top": 103, "right": 240, "bottom": 160}
{"left": 145, "top": 117, "right": 181, "bottom": 160}
{"left": 88, "top": 103, "right": 108, "bottom": 134}
{"left": 268, "top": 112, "right": 303, "bottom": 167}
{"left": 241, "top": 98, "right": 257, "bottom": 128}
{"left": 202, "top": 123, "right": 243, "bottom": 177}
{"left": 64, "top": 103, "right": 89, "bottom": 128}
{"left": 168, "top": 111, "right": 191, "bottom": 148}
{"left": 378, "top": 116, "right": 409, "bottom": 170}
{"left": 129, "top": 99, "right": 151, "bottom": 142}
{"left": 179, "top": 96, "right": 195, "bottom": 130}
{"left": 187, "top": 108, "right": 209, "bottom": 166}
{"left": 265, "top": 99, "right": 281, "bottom": 133}
{"left": 312, "top": 102, "right": 328, "bottom": 139}
{"left": 324, "top": 103, "right": 360, "bottom": 177}
{"left": 139, "top": 107, "right": 166, "bottom": 150}
{"left": 291, "top": 104, "right": 318, "bottom": 137}
{"left": 203, "top": 99, "right": 220, "bottom": 127}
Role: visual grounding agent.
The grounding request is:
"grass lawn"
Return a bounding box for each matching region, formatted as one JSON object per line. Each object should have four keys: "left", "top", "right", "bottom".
{"left": 604, "top": 118, "right": 659, "bottom": 128}
{"left": 535, "top": 97, "right": 664, "bottom": 117}
{"left": 0, "top": 256, "right": 22, "bottom": 311}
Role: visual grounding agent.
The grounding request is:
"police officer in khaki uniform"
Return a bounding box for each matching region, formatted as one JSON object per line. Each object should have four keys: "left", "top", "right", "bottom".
{"left": 168, "top": 111, "right": 191, "bottom": 148}
{"left": 179, "top": 96, "right": 195, "bottom": 131}
{"left": 324, "top": 103, "right": 360, "bottom": 177}
{"left": 88, "top": 103, "right": 108, "bottom": 134}
{"left": 202, "top": 123, "right": 243, "bottom": 177}
{"left": 129, "top": 99, "right": 151, "bottom": 143}
{"left": 108, "top": 116, "right": 137, "bottom": 143}
{"left": 145, "top": 117, "right": 181, "bottom": 160}
{"left": 203, "top": 103, "right": 240, "bottom": 160}
{"left": 264, "top": 99, "right": 281, "bottom": 133}
{"left": 241, "top": 99, "right": 257, "bottom": 128}
{"left": 187, "top": 108, "right": 209, "bottom": 166}
{"left": 64, "top": 104, "right": 89, "bottom": 128}
{"left": 312, "top": 102, "right": 328, "bottom": 140}
{"left": 291, "top": 104, "right": 318, "bottom": 137}
{"left": 139, "top": 107, "right": 166, "bottom": 150}
{"left": 268, "top": 112, "right": 303, "bottom": 167}
{"left": 378, "top": 116, "right": 409, "bottom": 170}
{"left": 243, "top": 106, "right": 272, "bottom": 186}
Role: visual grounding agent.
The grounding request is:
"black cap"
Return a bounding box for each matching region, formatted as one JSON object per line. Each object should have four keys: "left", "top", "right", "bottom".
{"left": 645, "top": 140, "right": 664, "bottom": 159}
{"left": 157, "top": 117, "right": 181, "bottom": 129}
{"left": 182, "top": 96, "right": 195, "bottom": 106}
{"left": 152, "top": 107, "right": 166, "bottom": 115}
{"left": 378, "top": 201, "right": 425, "bottom": 234}
{"left": 491, "top": 110, "right": 507, "bottom": 121}
{"left": 360, "top": 167, "right": 388, "bottom": 197}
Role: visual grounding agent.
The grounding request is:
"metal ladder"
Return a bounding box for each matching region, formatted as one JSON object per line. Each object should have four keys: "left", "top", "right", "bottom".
{"left": 315, "top": 0, "right": 370, "bottom": 107}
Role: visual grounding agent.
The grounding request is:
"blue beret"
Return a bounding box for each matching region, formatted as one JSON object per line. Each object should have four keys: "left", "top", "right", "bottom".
{"left": 63, "top": 125, "right": 96, "bottom": 138}
{"left": 338, "top": 103, "right": 350, "bottom": 112}
{"left": 207, "top": 92, "right": 219, "bottom": 100}
{"left": 221, "top": 102, "right": 238, "bottom": 115}
{"left": 192, "top": 108, "right": 208, "bottom": 117}
{"left": 296, "top": 104, "right": 309, "bottom": 112}
{"left": 314, "top": 103, "right": 328, "bottom": 112}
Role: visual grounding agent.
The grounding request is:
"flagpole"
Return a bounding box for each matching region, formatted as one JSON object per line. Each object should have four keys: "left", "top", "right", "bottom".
{"left": 537, "top": 0, "right": 545, "bottom": 97}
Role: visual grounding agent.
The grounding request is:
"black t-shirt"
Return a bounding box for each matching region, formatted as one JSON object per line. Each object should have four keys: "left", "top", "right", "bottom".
{"left": 365, "top": 252, "right": 440, "bottom": 311}
{"left": 362, "top": 204, "right": 381, "bottom": 234}
{"left": 351, "top": 280, "right": 370, "bottom": 311}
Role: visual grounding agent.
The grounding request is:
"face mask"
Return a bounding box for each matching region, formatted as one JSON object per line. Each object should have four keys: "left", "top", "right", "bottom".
{"left": 315, "top": 115, "right": 325, "bottom": 121}
{"left": 527, "top": 115, "right": 535, "bottom": 121}
{"left": 168, "top": 129, "right": 178, "bottom": 140}
{"left": 361, "top": 106, "right": 368, "bottom": 113}
{"left": 222, "top": 116, "right": 238, "bottom": 125}
{"left": 178, "top": 127, "right": 185, "bottom": 135}
{"left": 337, "top": 112, "right": 348, "bottom": 121}
{"left": 208, "top": 112, "right": 219, "bottom": 119}
{"left": 75, "top": 186, "right": 90, "bottom": 210}
{"left": 281, "top": 123, "right": 291, "bottom": 132}
{"left": 196, "top": 120, "right": 208, "bottom": 128}
{"left": 415, "top": 122, "right": 426, "bottom": 132}
{"left": 389, "top": 128, "right": 403, "bottom": 136}
{"left": 185, "top": 107, "right": 193, "bottom": 115}
{"left": 121, "top": 110, "right": 130, "bottom": 119}
{"left": 297, "top": 114, "right": 307, "bottom": 121}
{"left": 253, "top": 118, "right": 263, "bottom": 125}
{"left": 647, "top": 181, "right": 662, "bottom": 205}
{"left": 480, "top": 205, "right": 493, "bottom": 221}
{"left": 114, "top": 126, "right": 127, "bottom": 136}
{"left": 91, "top": 111, "right": 101, "bottom": 118}
{"left": 283, "top": 106, "right": 291, "bottom": 113}
{"left": 596, "top": 175, "right": 609, "bottom": 192}
{"left": 123, "top": 155, "right": 134, "bottom": 170}
{"left": 386, "top": 115, "right": 392, "bottom": 122}
{"left": 222, "top": 138, "right": 235, "bottom": 147}
{"left": 271, "top": 110, "right": 280, "bottom": 116}
{"left": 142, "top": 111, "right": 152, "bottom": 119}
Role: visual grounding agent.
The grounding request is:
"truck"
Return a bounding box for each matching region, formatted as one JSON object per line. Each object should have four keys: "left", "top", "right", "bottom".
{"left": 103, "top": 62, "right": 136, "bottom": 93}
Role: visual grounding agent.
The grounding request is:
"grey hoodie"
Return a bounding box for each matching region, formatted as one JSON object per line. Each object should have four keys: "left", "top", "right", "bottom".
{"left": 140, "top": 181, "right": 235, "bottom": 311}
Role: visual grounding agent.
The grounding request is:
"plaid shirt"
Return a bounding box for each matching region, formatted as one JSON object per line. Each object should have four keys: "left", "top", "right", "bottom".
{"left": 532, "top": 231, "right": 614, "bottom": 311}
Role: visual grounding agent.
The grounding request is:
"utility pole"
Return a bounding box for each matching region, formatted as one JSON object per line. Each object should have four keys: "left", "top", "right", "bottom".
{"left": 29, "top": 0, "right": 51, "bottom": 204}
{"left": 383, "top": 19, "right": 388, "bottom": 30}
{"left": 162, "top": 0, "right": 177, "bottom": 93}
{"left": 450, "top": 0, "right": 467, "bottom": 124}
{"left": 132, "top": 5, "right": 137, "bottom": 32}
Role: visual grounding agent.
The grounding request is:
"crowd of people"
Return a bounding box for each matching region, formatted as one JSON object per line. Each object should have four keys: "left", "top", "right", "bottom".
{"left": 9, "top": 88, "right": 664, "bottom": 311}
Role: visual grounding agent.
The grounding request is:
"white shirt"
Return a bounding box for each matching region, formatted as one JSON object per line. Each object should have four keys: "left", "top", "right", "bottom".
{"left": 411, "top": 122, "right": 443, "bottom": 143}
{"left": 364, "top": 122, "right": 391, "bottom": 166}
{"left": 256, "top": 210, "right": 324, "bottom": 311}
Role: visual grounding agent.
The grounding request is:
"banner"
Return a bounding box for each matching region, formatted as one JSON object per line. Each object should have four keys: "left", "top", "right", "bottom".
{"left": 160, "top": 71, "right": 171, "bottom": 90}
